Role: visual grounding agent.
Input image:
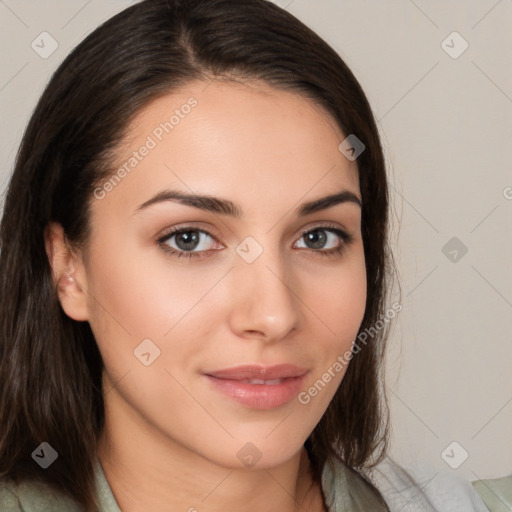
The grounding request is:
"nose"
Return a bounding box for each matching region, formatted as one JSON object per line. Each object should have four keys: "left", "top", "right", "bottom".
{"left": 227, "top": 245, "right": 302, "bottom": 343}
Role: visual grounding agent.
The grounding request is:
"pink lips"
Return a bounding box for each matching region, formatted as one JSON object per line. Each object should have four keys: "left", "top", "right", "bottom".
{"left": 204, "top": 364, "right": 308, "bottom": 410}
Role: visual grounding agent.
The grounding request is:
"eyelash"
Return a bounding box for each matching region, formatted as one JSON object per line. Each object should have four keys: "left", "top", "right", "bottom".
{"left": 156, "top": 223, "right": 353, "bottom": 261}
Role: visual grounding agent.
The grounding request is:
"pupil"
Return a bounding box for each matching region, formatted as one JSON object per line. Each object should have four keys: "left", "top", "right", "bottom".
{"left": 177, "top": 231, "right": 199, "bottom": 251}
{"left": 306, "top": 230, "right": 326, "bottom": 249}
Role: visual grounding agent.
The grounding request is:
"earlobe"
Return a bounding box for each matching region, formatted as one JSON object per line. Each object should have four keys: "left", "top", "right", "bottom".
{"left": 44, "top": 222, "right": 90, "bottom": 322}
{"left": 57, "top": 272, "right": 76, "bottom": 293}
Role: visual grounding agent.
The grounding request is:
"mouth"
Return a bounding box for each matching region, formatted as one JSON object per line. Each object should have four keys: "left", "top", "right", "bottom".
{"left": 231, "top": 378, "right": 286, "bottom": 385}
{"left": 203, "top": 364, "right": 308, "bottom": 410}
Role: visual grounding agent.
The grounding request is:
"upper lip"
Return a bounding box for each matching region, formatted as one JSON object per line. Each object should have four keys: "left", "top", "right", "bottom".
{"left": 205, "top": 364, "right": 308, "bottom": 380}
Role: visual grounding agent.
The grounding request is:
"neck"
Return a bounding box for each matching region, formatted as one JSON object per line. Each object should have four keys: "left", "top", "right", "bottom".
{"left": 97, "top": 395, "right": 325, "bottom": 512}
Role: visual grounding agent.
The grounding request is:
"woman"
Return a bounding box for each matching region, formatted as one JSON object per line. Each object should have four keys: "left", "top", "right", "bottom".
{"left": 0, "top": 1, "right": 491, "bottom": 510}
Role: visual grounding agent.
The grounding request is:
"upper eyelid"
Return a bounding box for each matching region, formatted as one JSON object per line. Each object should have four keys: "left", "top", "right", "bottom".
{"left": 157, "top": 223, "right": 220, "bottom": 243}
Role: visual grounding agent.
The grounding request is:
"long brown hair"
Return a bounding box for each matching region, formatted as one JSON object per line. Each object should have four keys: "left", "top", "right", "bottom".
{"left": 0, "top": 0, "right": 391, "bottom": 509}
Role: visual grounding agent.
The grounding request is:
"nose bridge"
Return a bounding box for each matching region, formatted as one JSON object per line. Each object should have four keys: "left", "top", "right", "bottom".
{"left": 229, "top": 235, "right": 300, "bottom": 340}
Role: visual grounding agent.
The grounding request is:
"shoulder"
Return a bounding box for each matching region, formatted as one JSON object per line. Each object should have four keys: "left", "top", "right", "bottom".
{"left": 472, "top": 474, "right": 512, "bottom": 512}
{"left": 0, "top": 477, "right": 82, "bottom": 512}
{"left": 369, "top": 457, "right": 491, "bottom": 512}
{"left": 0, "top": 481, "right": 22, "bottom": 512}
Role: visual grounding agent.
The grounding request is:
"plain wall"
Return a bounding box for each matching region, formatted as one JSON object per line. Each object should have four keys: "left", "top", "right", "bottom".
{"left": 0, "top": 0, "right": 510, "bottom": 483}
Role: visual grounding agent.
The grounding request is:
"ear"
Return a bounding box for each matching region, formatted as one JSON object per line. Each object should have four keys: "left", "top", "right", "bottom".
{"left": 44, "top": 222, "right": 90, "bottom": 321}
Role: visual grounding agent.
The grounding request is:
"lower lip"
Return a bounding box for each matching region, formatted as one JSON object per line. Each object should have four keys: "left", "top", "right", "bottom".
{"left": 205, "top": 375, "right": 306, "bottom": 410}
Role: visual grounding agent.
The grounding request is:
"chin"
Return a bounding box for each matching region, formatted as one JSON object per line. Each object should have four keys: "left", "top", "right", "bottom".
{"left": 196, "top": 429, "right": 311, "bottom": 471}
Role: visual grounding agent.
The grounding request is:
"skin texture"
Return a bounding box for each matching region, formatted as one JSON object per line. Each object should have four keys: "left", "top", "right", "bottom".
{"left": 46, "top": 79, "right": 366, "bottom": 512}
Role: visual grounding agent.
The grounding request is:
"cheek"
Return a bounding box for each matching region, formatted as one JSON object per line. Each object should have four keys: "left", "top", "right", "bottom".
{"left": 299, "top": 245, "right": 367, "bottom": 401}
{"left": 85, "top": 253, "right": 166, "bottom": 342}
{"left": 83, "top": 233, "right": 230, "bottom": 379}
{"left": 313, "top": 246, "right": 367, "bottom": 348}
{"left": 84, "top": 231, "right": 207, "bottom": 332}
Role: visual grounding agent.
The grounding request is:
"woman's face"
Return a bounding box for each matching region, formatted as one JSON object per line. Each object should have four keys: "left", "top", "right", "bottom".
{"left": 72, "top": 79, "right": 366, "bottom": 469}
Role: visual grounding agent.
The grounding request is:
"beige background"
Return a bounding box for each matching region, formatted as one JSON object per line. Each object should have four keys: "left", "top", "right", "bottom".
{"left": 0, "top": 0, "right": 510, "bottom": 483}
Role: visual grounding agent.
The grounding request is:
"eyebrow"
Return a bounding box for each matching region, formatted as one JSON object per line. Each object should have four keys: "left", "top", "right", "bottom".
{"left": 134, "top": 188, "right": 362, "bottom": 217}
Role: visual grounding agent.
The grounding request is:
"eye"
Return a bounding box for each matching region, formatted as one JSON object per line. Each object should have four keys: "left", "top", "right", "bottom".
{"left": 294, "top": 226, "right": 351, "bottom": 257}
{"left": 157, "top": 228, "right": 222, "bottom": 259}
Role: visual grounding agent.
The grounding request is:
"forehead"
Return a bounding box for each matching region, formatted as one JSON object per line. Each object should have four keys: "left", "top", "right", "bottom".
{"left": 93, "top": 79, "right": 360, "bottom": 220}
